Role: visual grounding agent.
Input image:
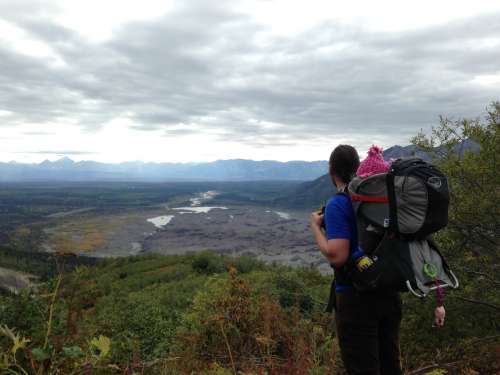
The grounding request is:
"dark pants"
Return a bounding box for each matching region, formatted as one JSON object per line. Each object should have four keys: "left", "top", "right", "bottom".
{"left": 335, "top": 289, "right": 403, "bottom": 375}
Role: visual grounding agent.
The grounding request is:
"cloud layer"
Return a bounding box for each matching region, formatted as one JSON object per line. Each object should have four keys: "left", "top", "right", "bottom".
{"left": 1, "top": 0, "right": 499, "bottom": 161}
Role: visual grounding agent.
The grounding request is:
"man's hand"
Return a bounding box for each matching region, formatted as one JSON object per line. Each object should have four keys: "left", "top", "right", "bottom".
{"left": 310, "top": 211, "right": 323, "bottom": 228}
{"left": 433, "top": 306, "right": 446, "bottom": 327}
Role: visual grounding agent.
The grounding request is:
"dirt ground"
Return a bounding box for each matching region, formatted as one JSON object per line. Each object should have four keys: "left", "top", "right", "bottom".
{"left": 42, "top": 193, "right": 332, "bottom": 274}
{"left": 0, "top": 266, "right": 38, "bottom": 294}
{"left": 143, "top": 205, "right": 330, "bottom": 273}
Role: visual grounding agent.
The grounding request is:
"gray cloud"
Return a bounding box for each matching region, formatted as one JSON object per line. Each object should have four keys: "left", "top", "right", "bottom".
{"left": 16, "top": 150, "right": 96, "bottom": 155}
{"left": 22, "top": 131, "right": 56, "bottom": 135}
{"left": 0, "top": 0, "right": 499, "bottom": 149}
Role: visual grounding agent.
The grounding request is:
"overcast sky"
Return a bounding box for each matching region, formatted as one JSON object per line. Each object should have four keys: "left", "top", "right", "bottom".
{"left": 1, "top": 0, "right": 499, "bottom": 163}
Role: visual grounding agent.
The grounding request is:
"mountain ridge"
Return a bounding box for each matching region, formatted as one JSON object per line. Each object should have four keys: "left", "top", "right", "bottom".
{"left": 1, "top": 140, "right": 479, "bottom": 182}
{"left": 0, "top": 158, "right": 329, "bottom": 182}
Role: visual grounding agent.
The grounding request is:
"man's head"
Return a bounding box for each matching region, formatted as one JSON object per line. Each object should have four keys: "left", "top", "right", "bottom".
{"left": 328, "top": 144, "right": 360, "bottom": 187}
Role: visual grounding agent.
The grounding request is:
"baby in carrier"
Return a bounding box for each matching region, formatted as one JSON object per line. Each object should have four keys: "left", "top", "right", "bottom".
{"left": 349, "top": 145, "right": 390, "bottom": 270}
{"left": 352, "top": 145, "right": 446, "bottom": 326}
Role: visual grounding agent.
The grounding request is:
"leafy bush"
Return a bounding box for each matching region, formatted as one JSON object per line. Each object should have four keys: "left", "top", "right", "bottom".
{"left": 404, "top": 101, "right": 500, "bottom": 374}
{"left": 229, "top": 255, "right": 266, "bottom": 274}
{"left": 191, "top": 251, "right": 227, "bottom": 274}
{"left": 174, "top": 267, "right": 336, "bottom": 374}
{"left": 0, "top": 253, "right": 334, "bottom": 374}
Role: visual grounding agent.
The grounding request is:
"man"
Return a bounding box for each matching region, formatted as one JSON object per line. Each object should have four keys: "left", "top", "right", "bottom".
{"left": 310, "top": 144, "right": 403, "bottom": 375}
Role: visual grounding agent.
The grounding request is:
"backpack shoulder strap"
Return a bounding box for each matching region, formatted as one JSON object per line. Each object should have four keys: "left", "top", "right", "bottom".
{"left": 345, "top": 190, "right": 386, "bottom": 256}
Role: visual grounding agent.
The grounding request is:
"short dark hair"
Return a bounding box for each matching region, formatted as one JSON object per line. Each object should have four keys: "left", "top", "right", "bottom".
{"left": 329, "top": 144, "right": 360, "bottom": 184}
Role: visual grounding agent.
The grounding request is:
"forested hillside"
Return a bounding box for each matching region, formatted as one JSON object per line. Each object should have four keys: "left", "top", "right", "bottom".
{"left": 0, "top": 103, "right": 499, "bottom": 374}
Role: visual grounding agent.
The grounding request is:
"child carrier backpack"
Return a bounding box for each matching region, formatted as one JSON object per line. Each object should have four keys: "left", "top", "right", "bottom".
{"left": 344, "top": 157, "right": 459, "bottom": 297}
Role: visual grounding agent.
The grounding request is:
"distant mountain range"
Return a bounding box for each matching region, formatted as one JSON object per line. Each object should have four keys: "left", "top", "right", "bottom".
{"left": 0, "top": 140, "right": 479, "bottom": 183}
{"left": 0, "top": 158, "right": 329, "bottom": 182}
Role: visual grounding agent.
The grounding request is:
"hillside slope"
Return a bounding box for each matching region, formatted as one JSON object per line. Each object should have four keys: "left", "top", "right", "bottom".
{"left": 1, "top": 252, "right": 497, "bottom": 374}
{"left": 275, "top": 173, "right": 336, "bottom": 209}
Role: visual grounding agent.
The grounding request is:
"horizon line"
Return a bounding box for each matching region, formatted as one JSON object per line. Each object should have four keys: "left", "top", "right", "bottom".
{"left": 0, "top": 157, "right": 332, "bottom": 165}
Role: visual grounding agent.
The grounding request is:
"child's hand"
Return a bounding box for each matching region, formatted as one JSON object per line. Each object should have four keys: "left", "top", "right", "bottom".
{"left": 433, "top": 306, "right": 446, "bottom": 327}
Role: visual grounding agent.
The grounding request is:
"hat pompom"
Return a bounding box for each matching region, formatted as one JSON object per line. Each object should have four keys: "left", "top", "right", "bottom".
{"left": 356, "top": 145, "right": 390, "bottom": 178}
{"left": 367, "top": 145, "right": 383, "bottom": 157}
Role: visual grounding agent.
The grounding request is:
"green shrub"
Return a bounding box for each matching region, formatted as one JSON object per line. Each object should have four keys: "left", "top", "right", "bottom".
{"left": 191, "top": 251, "right": 227, "bottom": 275}
{"left": 229, "top": 255, "right": 265, "bottom": 274}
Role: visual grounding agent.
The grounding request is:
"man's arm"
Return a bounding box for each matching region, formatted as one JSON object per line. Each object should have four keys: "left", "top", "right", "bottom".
{"left": 310, "top": 212, "right": 350, "bottom": 267}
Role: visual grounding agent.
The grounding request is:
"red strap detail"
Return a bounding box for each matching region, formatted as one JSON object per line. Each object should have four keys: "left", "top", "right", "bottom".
{"left": 351, "top": 194, "right": 389, "bottom": 203}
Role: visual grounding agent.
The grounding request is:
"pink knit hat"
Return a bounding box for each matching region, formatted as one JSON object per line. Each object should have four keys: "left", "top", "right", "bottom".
{"left": 356, "top": 145, "right": 390, "bottom": 178}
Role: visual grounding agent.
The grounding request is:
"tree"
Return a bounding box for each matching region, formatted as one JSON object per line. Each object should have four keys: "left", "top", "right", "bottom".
{"left": 411, "top": 101, "right": 499, "bottom": 258}
{"left": 400, "top": 102, "right": 500, "bottom": 373}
